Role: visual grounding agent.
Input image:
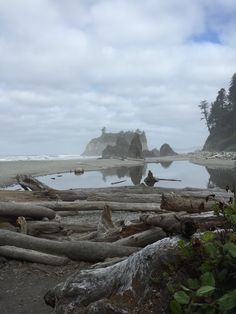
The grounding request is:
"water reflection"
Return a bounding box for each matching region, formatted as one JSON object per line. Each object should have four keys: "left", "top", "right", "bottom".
{"left": 160, "top": 161, "right": 173, "bottom": 169}
{"left": 129, "top": 165, "right": 147, "bottom": 185}
{"left": 100, "top": 165, "right": 147, "bottom": 185}
{"left": 35, "top": 161, "right": 236, "bottom": 190}
{"left": 206, "top": 167, "right": 236, "bottom": 191}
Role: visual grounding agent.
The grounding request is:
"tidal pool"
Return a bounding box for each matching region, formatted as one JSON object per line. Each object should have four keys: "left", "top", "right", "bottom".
{"left": 35, "top": 160, "right": 236, "bottom": 191}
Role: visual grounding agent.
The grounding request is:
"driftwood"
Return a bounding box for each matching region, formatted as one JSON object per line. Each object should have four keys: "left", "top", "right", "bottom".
{"left": 0, "top": 230, "right": 139, "bottom": 262}
{"left": 87, "top": 193, "right": 161, "bottom": 203}
{"left": 140, "top": 212, "right": 197, "bottom": 237}
{"left": 161, "top": 193, "right": 216, "bottom": 212}
{"left": 114, "top": 227, "right": 167, "bottom": 247}
{"left": 29, "top": 200, "right": 162, "bottom": 212}
{"left": 0, "top": 245, "right": 69, "bottom": 266}
{"left": 27, "top": 221, "right": 62, "bottom": 236}
{"left": 0, "top": 202, "right": 56, "bottom": 220}
{"left": 141, "top": 212, "right": 226, "bottom": 233}
{"left": 16, "top": 174, "right": 51, "bottom": 191}
{"left": 44, "top": 237, "right": 182, "bottom": 313}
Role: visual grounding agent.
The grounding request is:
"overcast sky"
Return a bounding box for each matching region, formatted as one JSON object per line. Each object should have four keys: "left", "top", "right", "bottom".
{"left": 0, "top": 0, "right": 235, "bottom": 155}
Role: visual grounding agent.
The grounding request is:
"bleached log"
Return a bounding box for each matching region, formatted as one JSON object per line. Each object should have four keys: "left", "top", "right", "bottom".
{"left": 87, "top": 193, "right": 161, "bottom": 203}
{"left": 0, "top": 230, "right": 139, "bottom": 262}
{"left": 0, "top": 245, "right": 69, "bottom": 265}
{"left": 44, "top": 237, "right": 182, "bottom": 313}
{"left": 114, "top": 227, "right": 167, "bottom": 247}
{"left": 0, "top": 202, "right": 56, "bottom": 219}
{"left": 30, "top": 200, "right": 162, "bottom": 212}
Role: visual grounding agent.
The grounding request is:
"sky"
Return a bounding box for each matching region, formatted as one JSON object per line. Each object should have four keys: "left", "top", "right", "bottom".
{"left": 0, "top": 0, "right": 236, "bottom": 155}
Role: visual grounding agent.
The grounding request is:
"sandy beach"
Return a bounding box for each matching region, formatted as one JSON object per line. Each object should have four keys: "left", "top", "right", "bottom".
{"left": 0, "top": 158, "right": 145, "bottom": 187}
{"left": 0, "top": 154, "right": 235, "bottom": 188}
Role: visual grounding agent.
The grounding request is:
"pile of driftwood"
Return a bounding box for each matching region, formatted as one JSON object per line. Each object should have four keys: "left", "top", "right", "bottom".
{"left": 0, "top": 174, "right": 233, "bottom": 312}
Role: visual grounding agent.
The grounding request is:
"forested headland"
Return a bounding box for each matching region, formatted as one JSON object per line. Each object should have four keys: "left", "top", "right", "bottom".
{"left": 200, "top": 73, "right": 236, "bottom": 151}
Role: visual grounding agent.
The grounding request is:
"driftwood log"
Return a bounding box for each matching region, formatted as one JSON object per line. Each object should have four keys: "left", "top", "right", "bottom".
{"left": 16, "top": 174, "right": 51, "bottom": 191}
{"left": 44, "top": 237, "right": 182, "bottom": 313}
{"left": 87, "top": 192, "right": 161, "bottom": 203}
{"left": 114, "top": 227, "right": 166, "bottom": 247}
{"left": 0, "top": 230, "right": 139, "bottom": 262}
{"left": 27, "top": 201, "right": 162, "bottom": 212}
{"left": 0, "top": 245, "right": 69, "bottom": 266}
{"left": 161, "top": 193, "right": 216, "bottom": 212}
{"left": 0, "top": 202, "right": 56, "bottom": 220}
{"left": 141, "top": 212, "right": 226, "bottom": 233}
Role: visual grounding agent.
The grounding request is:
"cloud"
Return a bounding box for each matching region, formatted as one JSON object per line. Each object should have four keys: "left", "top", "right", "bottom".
{"left": 0, "top": 0, "right": 235, "bottom": 154}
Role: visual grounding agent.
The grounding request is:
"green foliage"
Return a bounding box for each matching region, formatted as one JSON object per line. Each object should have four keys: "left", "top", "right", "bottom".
{"left": 200, "top": 73, "right": 236, "bottom": 150}
{"left": 174, "top": 291, "right": 190, "bottom": 304}
{"left": 169, "top": 200, "right": 236, "bottom": 314}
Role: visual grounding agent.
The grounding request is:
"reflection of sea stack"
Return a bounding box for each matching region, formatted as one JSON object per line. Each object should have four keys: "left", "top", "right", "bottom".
{"left": 160, "top": 143, "right": 177, "bottom": 156}
{"left": 160, "top": 161, "right": 173, "bottom": 169}
{"left": 129, "top": 166, "right": 143, "bottom": 185}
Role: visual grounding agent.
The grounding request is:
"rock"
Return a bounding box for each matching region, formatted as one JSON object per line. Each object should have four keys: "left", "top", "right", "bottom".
{"left": 160, "top": 143, "right": 177, "bottom": 156}
{"left": 83, "top": 130, "right": 148, "bottom": 156}
{"left": 102, "top": 135, "right": 130, "bottom": 159}
{"left": 144, "top": 170, "right": 157, "bottom": 187}
{"left": 143, "top": 148, "right": 160, "bottom": 157}
{"left": 128, "top": 133, "right": 144, "bottom": 159}
{"left": 74, "top": 168, "right": 84, "bottom": 175}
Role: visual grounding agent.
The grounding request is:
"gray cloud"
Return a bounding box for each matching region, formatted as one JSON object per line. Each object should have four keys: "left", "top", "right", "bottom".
{"left": 0, "top": 0, "right": 236, "bottom": 155}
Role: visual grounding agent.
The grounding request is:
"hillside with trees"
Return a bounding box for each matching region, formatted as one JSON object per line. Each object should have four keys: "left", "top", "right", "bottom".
{"left": 200, "top": 73, "right": 236, "bottom": 151}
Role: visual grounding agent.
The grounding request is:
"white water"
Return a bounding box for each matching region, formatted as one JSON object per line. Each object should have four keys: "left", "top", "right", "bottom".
{"left": 0, "top": 154, "right": 98, "bottom": 162}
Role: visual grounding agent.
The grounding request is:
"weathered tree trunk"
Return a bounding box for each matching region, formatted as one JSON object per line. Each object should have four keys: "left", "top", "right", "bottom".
{"left": 0, "top": 245, "right": 69, "bottom": 265}
{"left": 0, "top": 230, "right": 139, "bottom": 262}
{"left": 114, "top": 227, "right": 167, "bottom": 247}
{"left": 161, "top": 193, "right": 216, "bottom": 212}
{"left": 44, "top": 237, "right": 182, "bottom": 313}
{"left": 0, "top": 202, "right": 56, "bottom": 220}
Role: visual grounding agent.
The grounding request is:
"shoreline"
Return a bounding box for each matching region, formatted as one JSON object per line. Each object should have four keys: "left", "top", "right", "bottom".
{"left": 0, "top": 154, "right": 235, "bottom": 188}
{"left": 0, "top": 158, "right": 145, "bottom": 188}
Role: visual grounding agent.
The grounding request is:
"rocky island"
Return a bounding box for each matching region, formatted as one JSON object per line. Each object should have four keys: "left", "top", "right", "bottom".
{"left": 82, "top": 128, "right": 148, "bottom": 156}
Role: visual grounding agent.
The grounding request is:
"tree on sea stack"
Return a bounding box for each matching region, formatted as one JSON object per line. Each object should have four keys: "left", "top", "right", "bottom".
{"left": 101, "top": 126, "right": 106, "bottom": 135}
{"left": 128, "top": 133, "right": 143, "bottom": 159}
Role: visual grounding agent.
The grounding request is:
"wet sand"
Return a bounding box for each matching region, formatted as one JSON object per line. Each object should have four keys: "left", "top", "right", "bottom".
{"left": 0, "top": 158, "right": 145, "bottom": 187}
{"left": 190, "top": 157, "right": 236, "bottom": 169}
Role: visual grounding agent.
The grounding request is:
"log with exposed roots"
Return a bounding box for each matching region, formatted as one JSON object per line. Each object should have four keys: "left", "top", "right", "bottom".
{"left": 44, "top": 237, "right": 182, "bottom": 313}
